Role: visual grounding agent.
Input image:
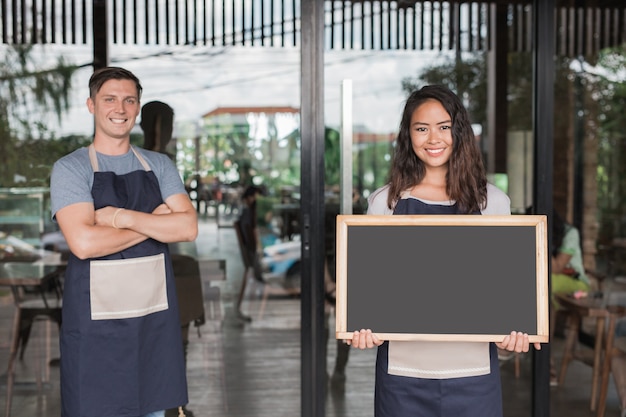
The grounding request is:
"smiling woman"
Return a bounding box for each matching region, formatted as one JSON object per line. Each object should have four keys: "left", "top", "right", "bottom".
{"left": 345, "top": 85, "right": 541, "bottom": 417}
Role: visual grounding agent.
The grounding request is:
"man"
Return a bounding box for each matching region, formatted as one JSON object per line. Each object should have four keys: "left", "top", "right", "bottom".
{"left": 239, "top": 185, "right": 264, "bottom": 283}
{"left": 50, "top": 67, "right": 198, "bottom": 417}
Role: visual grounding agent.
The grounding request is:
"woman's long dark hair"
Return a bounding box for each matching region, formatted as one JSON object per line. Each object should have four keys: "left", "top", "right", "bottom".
{"left": 386, "top": 85, "right": 487, "bottom": 213}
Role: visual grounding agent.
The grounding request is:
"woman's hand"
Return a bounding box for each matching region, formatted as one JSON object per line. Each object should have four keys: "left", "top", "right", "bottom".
{"left": 496, "top": 331, "right": 542, "bottom": 352}
{"left": 346, "top": 329, "right": 383, "bottom": 349}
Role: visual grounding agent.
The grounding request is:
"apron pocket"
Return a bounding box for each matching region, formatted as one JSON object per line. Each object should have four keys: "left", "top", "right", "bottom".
{"left": 90, "top": 253, "right": 168, "bottom": 320}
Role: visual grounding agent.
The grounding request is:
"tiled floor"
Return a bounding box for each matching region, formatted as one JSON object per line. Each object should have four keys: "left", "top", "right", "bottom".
{"left": 1, "top": 215, "right": 625, "bottom": 417}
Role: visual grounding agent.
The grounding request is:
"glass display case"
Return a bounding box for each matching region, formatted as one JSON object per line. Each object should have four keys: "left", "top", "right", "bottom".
{"left": 0, "top": 187, "right": 52, "bottom": 247}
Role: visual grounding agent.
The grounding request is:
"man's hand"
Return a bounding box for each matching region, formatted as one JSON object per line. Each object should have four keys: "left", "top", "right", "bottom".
{"left": 94, "top": 206, "right": 121, "bottom": 228}
{"left": 152, "top": 204, "right": 172, "bottom": 215}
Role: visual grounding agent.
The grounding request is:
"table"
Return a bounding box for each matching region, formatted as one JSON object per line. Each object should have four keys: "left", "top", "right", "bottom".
{"left": 555, "top": 292, "right": 626, "bottom": 417}
{"left": 0, "top": 262, "right": 64, "bottom": 417}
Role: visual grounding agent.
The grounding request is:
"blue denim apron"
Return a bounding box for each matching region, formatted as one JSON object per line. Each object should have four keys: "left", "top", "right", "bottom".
{"left": 60, "top": 145, "right": 187, "bottom": 417}
{"left": 374, "top": 197, "right": 502, "bottom": 417}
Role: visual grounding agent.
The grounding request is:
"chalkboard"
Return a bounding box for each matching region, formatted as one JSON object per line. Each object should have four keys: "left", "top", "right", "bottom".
{"left": 335, "top": 215, "right": 549, "bottom": 343}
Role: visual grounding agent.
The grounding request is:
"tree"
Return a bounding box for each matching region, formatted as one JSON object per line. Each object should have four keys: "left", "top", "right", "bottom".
{"left": 0, "top": 45, "right": 78, "bottom": 186}
{"left": 591, "top": 46, "right": 626, "bottom": 244}
{"left": 401, "top": 53, "right": 489, "bottom": 128}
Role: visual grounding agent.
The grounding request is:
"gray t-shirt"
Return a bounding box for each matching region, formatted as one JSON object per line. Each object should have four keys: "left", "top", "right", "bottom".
{"left": 50, "top": 146, "right": 186, "bottom": 219}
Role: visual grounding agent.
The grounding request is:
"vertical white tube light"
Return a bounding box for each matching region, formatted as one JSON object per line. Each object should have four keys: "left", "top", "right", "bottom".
{"left": 340, "top": 79, "right": 353, "bottom": 215}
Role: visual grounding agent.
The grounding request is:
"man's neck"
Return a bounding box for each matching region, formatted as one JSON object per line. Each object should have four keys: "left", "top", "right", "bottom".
{"left": 92, "top": 136, "right": 132, "bottom": 156}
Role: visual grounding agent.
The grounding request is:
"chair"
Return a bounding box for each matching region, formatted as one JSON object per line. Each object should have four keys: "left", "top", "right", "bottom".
{"left": 597, "top": 318, "right": 626, "bottom": 417}
{"left": 233, "top": 220, "right": 300, "bottom": 320}
{"left": 2, "top": 264, "right": 64, "bottom": 417}
{"left": 595, "top": 298, "right": 626, "bottom": 417}
{"left": 555, "top": 270, "right": 608, "bottom": 391}
{"left": 555, "top": 291, "right": 610, "bottom": 413}
{"left": 606, "top": 349, "right": 626, "bottom": 417}
{"left": 171, "top": 254, "right": 206, "bottom": 331}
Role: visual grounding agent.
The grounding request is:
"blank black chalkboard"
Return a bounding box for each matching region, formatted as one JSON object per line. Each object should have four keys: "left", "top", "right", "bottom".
{"left": 335, "top": 215, "right": 549, "bottom": 343}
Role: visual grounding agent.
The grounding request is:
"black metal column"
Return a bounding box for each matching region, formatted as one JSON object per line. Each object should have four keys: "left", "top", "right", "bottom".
{"left": 532, "top": 0, "right": 555, "bottom": 416}
{"left": 92, "top": 0, "right": 108, "bottom": 70}
{"left": 573, "top": 58, "right": 585, "bottom": 234}
{"left": 300, "top": 1, "right": 326, "bottom": 417}
{"left": 493, "top": 3, "right": 508, "bottom": 174}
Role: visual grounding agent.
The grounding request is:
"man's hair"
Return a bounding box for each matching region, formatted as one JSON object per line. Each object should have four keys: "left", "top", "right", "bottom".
{"left": 88, "top": 67, "right": 143, "bottom": 99}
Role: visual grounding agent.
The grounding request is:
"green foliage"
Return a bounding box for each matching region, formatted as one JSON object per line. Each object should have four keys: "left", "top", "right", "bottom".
{"left": 324, "top": 126, "right": 393, "bottom": 196}
{"left": 1, "top": 45, "right": 77, "bottom": 131}
{"left": 324, "top": 127, "right": 341, "bottom": 186}
{"left": 399, "top": 44, "right": 626, "bottom": 247}
{"left": 507, "top": 53, "right": 533, "bottom": 131}
{"left": 6, "top": 135, "right": 92, "bottom": 187}
{"left": 0, "top": 44, "right": 79, "bottom": 187}
{"left": 401, "top": 51, "right": 582, "bottom": 135}
{"left": 593, "top": 45, "right": 626, "bottom": 241}
{"left": 176, "top": 117, "right": 302, "bottom": 195}
{"left": 356, "top": 140, "right": 394, "bottom": 195}
{"left": 401, "top": 53, "right": 489, "bottom": 127}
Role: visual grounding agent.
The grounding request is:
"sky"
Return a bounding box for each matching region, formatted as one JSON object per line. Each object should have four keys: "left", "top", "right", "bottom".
{"left": 25, "top": 44, "right": 450, "bottom": 138}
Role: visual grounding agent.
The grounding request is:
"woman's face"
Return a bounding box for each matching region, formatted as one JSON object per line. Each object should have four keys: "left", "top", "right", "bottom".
{"left": 409, "top": 99, "right": 453, "bottom": 170}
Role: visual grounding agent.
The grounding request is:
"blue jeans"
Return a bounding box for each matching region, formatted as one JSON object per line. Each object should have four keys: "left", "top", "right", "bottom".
{"left": 142, "top": 411, "right": 165, "bottom": 417}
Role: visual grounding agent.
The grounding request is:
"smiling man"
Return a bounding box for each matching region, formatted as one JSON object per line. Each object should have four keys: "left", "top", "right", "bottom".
{"left": 50, "top": 67, "right": 198, "bottom": 417}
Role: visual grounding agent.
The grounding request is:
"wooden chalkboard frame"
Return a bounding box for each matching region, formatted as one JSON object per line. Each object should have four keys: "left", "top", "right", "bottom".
{"left": 335, "top": 215, "right": 549, "bottom": 343}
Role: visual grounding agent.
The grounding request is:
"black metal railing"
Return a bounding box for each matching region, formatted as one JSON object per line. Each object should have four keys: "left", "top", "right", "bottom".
{"left": 1, "top": 0, "right": 625, "bottom": 58}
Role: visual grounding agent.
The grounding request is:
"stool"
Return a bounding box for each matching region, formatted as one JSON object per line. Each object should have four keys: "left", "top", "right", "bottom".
{"left": 558, "top": 306, "right": 606, "bottom": 412}
{"left": 596, "top": 307, "right": 626, "bottom": 417}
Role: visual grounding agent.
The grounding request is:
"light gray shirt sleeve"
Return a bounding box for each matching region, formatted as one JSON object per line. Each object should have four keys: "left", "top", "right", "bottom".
{"left": 481, "top": 183, "right": 512, "bottom": 215}
{"left": 366, "top": 185, "right": 393, "bottom": 215}
{"left": 50, "top": 147, "right": 94, "bottom": 219}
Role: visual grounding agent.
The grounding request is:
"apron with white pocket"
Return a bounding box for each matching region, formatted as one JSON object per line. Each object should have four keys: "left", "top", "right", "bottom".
{"left": 60, "top": 145, "right": 187, "bottom": 417}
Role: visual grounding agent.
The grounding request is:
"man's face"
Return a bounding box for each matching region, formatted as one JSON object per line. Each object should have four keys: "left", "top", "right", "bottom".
{"left": 87, "top": 79, "right": 140, "bottom": 141}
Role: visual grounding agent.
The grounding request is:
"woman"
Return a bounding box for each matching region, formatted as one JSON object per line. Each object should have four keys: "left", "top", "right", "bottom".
{"left": 549, "top": 210, "right": 590, "bottom": 386}
{"left": 551, "top": 210, "right": 590, "bottom": 303}
{"left": 348, "top": 85, "right": 541, "bottom": 417}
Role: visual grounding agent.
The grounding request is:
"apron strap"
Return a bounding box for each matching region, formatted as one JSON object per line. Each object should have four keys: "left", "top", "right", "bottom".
{"left": 88, "top": 144, "right": 152, "bottom": 172}
{"left": 88, "top": 144, "right": 99, "bottom": 172}
{"left": 130, "top": 146, "right": 153, "bottom": 171}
